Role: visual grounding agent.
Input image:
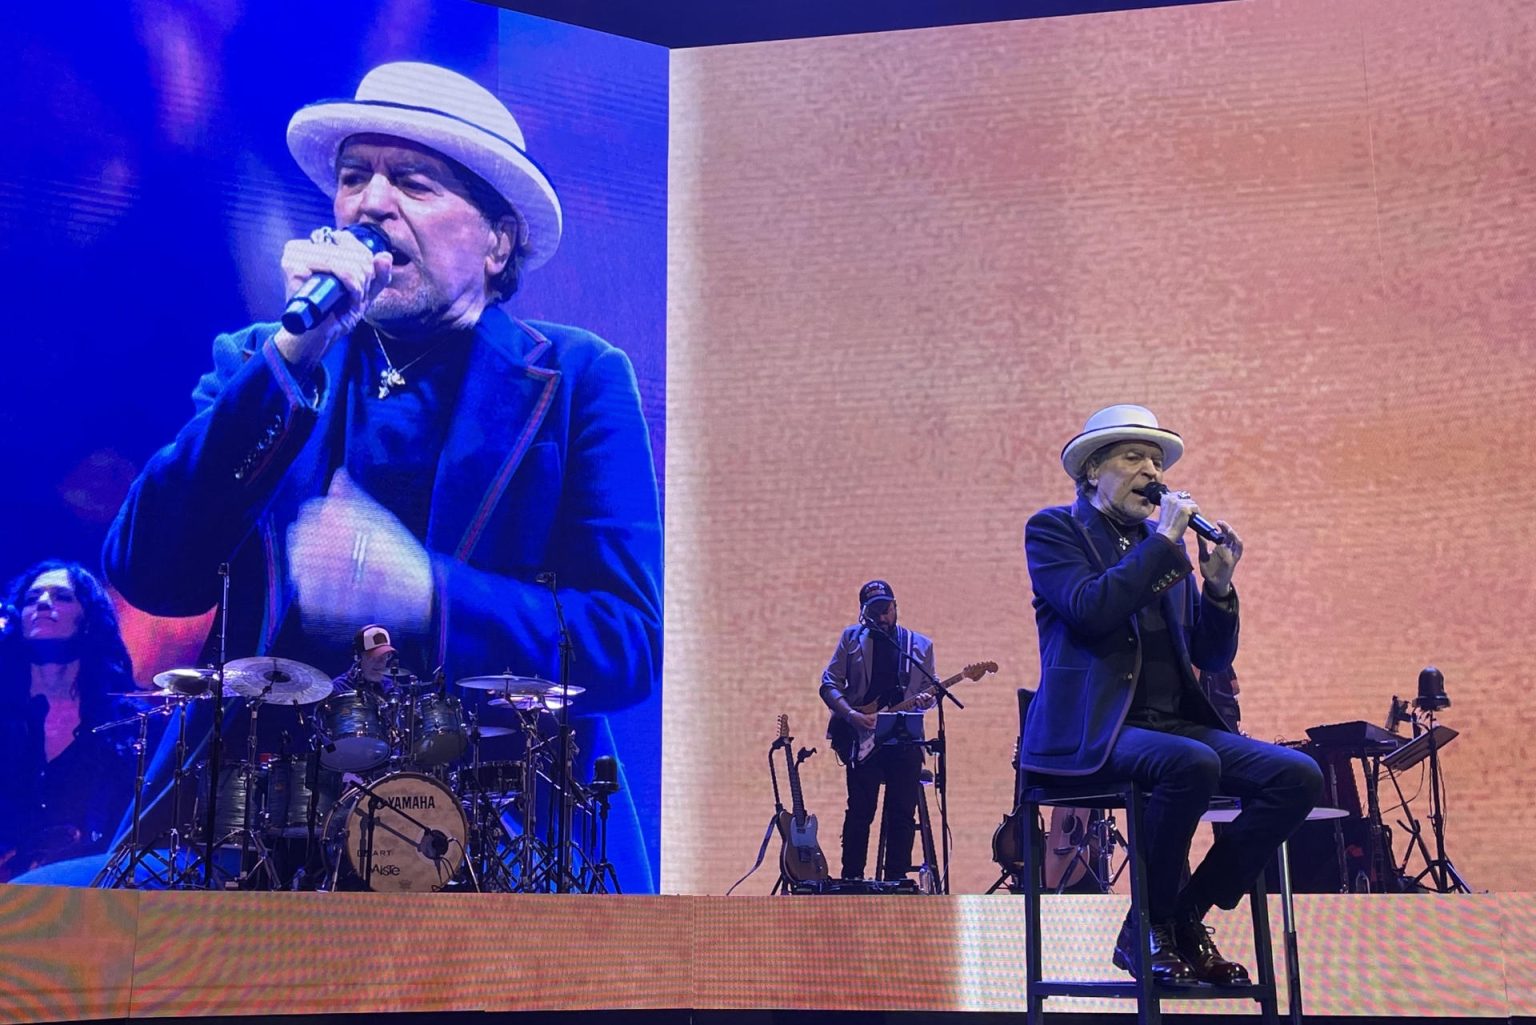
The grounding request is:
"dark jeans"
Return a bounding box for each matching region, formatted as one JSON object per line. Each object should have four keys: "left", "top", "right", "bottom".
{"left": 840, "top": 743, "right": 923, "bottom": 880}
{"left": 1082, "top": 720, "right": 1323, "bottom": 922}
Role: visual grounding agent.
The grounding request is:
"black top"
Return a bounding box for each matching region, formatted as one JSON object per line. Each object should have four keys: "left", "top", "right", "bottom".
{"left": 870, "top": 631, "right": 902, "bottom": 709}
{"left": 1124, "top": 597, "right": 1187, "bottom": 726}
{"left": 0, "top": 686, "right": 136, "bottom": 879}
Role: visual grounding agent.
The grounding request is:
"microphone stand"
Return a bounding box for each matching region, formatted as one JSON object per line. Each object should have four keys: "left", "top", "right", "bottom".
{"left": 541, "top": 573, "right": 578, "bottom": 893}
{"left": 866, "top": 624, "right": 962, "bottom": 893}
{"left": 203, "top": 563, "right": 230, "bottom": 889}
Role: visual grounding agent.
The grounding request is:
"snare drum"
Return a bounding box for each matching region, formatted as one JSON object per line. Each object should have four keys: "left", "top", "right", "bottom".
{"left": 409, "top": 693, "right": 468, "bottom": 765}
{"left": 323, "top": 771, "right": 466, "bottom": 891}
{"left": 264, "top": 753, "right": 342, "bottom": 838}
{"left": 314, "top": 690, "right": 390, "bottom": 771}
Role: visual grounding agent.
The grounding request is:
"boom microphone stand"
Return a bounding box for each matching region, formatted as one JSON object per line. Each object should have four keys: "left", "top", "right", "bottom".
{"left": 866, "top": 625, "right": 962, "bottom": 893}
{"left": 539, "top": 572, "right": 579, "bottom": 893}
{"left": 202, "top": 563, "right": 231, "bottom": 889}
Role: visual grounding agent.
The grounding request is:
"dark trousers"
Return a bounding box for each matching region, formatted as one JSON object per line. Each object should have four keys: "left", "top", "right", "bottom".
{"left": 840, "top": 743, "right": 923, "bottom": 880}
{"left": 1082, "top": 720, "right": 1323, "bottom": 921}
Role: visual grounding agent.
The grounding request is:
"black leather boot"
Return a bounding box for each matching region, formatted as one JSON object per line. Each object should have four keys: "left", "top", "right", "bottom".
{"left": 1172, "top": 911, "right": 1251, "bottom": 986}
{"left": 1111, "top": 915, "right": 1200, "bottom": 985}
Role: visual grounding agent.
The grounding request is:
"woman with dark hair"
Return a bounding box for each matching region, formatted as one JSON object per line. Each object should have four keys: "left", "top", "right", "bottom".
{"left": 0, "top": 560, "right": 138, "bottom": 880}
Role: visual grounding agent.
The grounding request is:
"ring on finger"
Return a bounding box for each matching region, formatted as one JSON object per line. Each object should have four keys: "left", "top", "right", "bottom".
{"left": 311, "top": 226, "right": 337, "bottom": 245}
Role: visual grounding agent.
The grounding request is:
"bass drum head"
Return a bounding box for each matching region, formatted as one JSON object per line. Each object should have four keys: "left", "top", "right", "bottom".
{"left": 324, "top": 772, "right": 466, "bottom": 891}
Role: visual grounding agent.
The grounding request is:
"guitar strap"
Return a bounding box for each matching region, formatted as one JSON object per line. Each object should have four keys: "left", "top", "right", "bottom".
{"left": 724, "top": 813, "right": 783, "bottom": 896}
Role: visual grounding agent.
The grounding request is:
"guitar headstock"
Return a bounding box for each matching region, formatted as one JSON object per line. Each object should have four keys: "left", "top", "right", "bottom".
{"left": 777, "top": 714, "right": 790, "bottom": 741}
{"left": 963, "top": 661, "right": 999, "bottom": 681}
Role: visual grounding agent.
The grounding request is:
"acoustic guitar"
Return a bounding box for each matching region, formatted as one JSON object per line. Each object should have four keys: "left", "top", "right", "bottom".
{"left": 829, "top": 661, "right": 999, "bottom": 765}
{"left": 774, "top": 715, "right": 830, "bottom": 885}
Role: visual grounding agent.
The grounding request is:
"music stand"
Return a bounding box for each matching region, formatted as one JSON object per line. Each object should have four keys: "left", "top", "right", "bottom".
{"left": 1380, "top": 724, "right": 1458, "bottom": 773}
{"left": 874, "top": 711, "right": 925, "bottom": 748}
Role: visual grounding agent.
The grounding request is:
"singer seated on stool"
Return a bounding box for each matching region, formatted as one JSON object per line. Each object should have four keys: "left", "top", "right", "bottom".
{"left": 1021, "top": 404, "right": 1322, "bottom": 985}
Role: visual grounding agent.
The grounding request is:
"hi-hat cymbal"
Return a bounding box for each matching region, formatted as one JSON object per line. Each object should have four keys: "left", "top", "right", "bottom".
{"left": 487, "top": 695, "right": 572, "bottom": 712}
{"left": 456, "top": 673, "right": 584, "bottom": 699}
{"left": 225, "top": 657, "right": 334, "bottom": 705}
{"left": 152, "top": 667, "right": 218, "bottom": 695}
{"left": 111, "top": 687, "right": 211, "bottom": 702}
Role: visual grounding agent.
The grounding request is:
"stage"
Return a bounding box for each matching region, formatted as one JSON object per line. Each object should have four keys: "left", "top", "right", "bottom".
{"left": 0, "top": 888, "right": 1528, "bottom": 1021}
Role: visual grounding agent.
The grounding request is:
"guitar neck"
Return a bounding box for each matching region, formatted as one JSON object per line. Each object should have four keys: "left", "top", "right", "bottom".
{"left": 884, "top": 671, "right": 964, "bottom": 714}
{"left": 784, "top": 746, "right": 809, "bottom": 820}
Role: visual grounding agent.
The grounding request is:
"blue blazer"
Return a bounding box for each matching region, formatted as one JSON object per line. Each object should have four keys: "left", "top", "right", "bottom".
{"left": 1021, "top": 495, "right": 1237, "bottom": 775}
{"left": 103, "top": 307, "right": 661, "bottom": 707}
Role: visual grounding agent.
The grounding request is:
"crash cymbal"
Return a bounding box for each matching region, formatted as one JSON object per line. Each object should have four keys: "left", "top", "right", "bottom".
{"left": 468, "top": 724, "right": 517, "bottom": 738}
{"left": 152, "top": 667, "right": 218, "bottom": 695}
{"left": 225, "top": 657, "right": 334, "bottom": 705}
{"left": 456, "top": 673, "right": 584, "bottom": 699}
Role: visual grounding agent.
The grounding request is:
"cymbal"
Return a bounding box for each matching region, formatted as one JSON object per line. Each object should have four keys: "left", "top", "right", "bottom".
{"left": 487, "top": 694, "right": 572, "bottom": 712}
{"left": 152, "top": 667, "right": 218, "bottom": 695}
{"left": 456, "top": 673, "right": 584, "bottom": 699}
{"left": 469, "top": 725, "right": 517, "bottom": 738}
{"left": 111, "top": 688, "right": 210, "bottom": 702}
{"left": 225, "top": 657, "right": 334, "bottom": 705}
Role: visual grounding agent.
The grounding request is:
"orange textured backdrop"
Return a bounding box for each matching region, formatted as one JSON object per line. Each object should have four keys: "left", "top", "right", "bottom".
{"left": 664, "top": 0, "right": 1536, "bottom": 895}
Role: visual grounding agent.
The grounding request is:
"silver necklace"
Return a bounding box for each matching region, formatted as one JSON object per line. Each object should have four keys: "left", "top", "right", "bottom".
{"left": 375, "top": 336, "right": 449, "bottom": 399}
{"left": 1101, "top": 512, "right": 1137, "bottom": 553}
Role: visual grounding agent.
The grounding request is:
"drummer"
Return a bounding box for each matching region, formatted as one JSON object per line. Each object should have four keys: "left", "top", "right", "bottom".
{"left": 335, "top": 625, "right": 410, "bottom": 696}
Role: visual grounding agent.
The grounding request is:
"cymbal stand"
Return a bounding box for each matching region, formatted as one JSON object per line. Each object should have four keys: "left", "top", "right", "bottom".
{"left": 92, "top": 704, "right": 177, "bottom": 888}
{"left": 201, "top": 562, "right": 232, "bottom": 889}
{"left": 186, "top": 694, "right": 277, "bottom": 890}
{"left": 495, "top": 707, "right": 561, "bottom": 892}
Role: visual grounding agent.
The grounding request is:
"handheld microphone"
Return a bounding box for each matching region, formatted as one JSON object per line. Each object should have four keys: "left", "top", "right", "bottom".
{"left": 535, "top": 571, "right": 556, "bottom": 586}
{"left": 0, "top": 603, "right": 18, "bottom": 638}
{"left": 280, "top": 223, "right": 392, "bottom": 334}
{"left": 1136, "top": 482, "right": 1228, "bottom": 545}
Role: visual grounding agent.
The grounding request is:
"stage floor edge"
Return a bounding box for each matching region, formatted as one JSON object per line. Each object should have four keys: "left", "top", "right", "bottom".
{"left": 0, "top": 888, "right": 1528, "bottom": 1021}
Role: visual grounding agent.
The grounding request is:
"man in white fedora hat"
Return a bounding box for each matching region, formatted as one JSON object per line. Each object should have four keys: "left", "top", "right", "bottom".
{"left": 103, "top": 63, "right": 661, "bottom": 874}
{"left": 1021, "top": 404, "right": 1320, "bottom": 985}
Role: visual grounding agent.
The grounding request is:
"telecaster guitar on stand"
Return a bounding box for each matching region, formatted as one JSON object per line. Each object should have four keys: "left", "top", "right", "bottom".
{"left": 830, "top": 661, "right": 998, "bottom": 765}
{"left": 774, "top": 715, "right": 829, "bottom": 886}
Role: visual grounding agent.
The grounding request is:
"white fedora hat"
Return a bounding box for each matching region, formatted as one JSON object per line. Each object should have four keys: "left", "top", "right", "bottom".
{"left": 1060, "top": 404, "right": 1184, "bottom": 478}
{"left": 286, "top": 62, "right": 562, "bottom": 269}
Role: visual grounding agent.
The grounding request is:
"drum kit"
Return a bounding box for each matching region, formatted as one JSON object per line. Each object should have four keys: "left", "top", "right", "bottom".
{"left": 92, "top": 659, "right": 620, "bottom": 894}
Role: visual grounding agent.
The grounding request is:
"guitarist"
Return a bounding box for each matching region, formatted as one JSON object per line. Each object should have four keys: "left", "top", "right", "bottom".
{"left": 819, "top": 580, "right": 935, "bottom": 882}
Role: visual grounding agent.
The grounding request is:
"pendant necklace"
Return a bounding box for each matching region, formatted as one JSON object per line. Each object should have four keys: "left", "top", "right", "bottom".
{"left": 375, "top": 335, "right": 449, "bottom": 399}
{"left": 1103, "top": 513, "right": 1137, "bottom": 554}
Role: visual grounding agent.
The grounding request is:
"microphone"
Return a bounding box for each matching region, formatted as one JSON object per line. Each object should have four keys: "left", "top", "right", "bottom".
{"left": 535, "top": 571, "right": 556, "bottom": 586}
{"left": 0, "top": 603, "right": 19, "bottom": 638}
{"left": 280, "top": 223, "right": 392, "bottom": 334}
{"left": 418, "top": 828, "right": 450, "bottom": 861}
{"left": 1136, "top": 482, "right": 1228, "bottom": 545}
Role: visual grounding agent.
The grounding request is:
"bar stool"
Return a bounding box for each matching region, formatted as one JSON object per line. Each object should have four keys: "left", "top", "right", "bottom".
{"left": 1018, "top": 778, "right": 1281, "bottom": 1024}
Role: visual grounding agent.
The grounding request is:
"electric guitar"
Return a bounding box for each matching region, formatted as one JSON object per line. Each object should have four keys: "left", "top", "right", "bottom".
{"left": 774, "top": 715, "right": 830, "bottom": 885}
{"left": 830, "top": 661, "right": 998, "bottom": 766}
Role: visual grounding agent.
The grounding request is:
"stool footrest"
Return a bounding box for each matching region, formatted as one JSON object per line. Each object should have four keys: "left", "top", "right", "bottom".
{"left": 1035, "top": 979, "right": 1277, "bottom": 1002}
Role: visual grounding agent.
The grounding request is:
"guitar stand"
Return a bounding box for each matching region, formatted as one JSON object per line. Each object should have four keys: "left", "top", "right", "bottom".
{"left": 726, "top": 737, "right": 795, "bottom": 896}
{"left": 1049, "top": 811, "right": 1128, "bottom": 894}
